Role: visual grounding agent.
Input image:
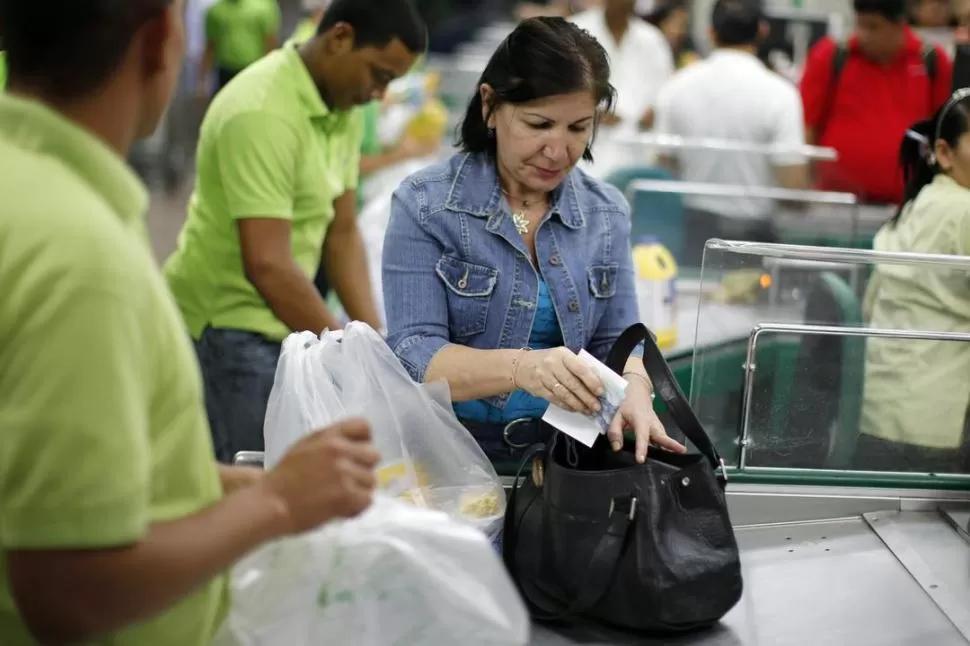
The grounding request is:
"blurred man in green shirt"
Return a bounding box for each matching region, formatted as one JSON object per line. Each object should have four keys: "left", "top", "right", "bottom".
{"left": 165, "top": 0, "right": 426, "bottom": 462}
{"left": 196, "top": 0, "right": 280, "bottom": 98}
{"left": 0, "top": 1, "right": 380, "bottom": 643}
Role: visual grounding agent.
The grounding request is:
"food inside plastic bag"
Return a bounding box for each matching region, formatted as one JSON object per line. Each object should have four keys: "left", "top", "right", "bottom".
{"left": 214, "top": 497, "right": 530, "bottom": 646}
{"left": 263, "top": 323, "right": 506, "bottom": 531}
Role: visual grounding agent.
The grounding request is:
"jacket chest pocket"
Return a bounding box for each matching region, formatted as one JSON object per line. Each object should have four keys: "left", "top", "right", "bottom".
{"left": 586, "top": 264, "right": 619, "bottom": 323}
{"left": 587, "top": 264, "right": 618, "bottom": 299}
{"left": 436, "top": 256, "right": 499, "bottom": 338}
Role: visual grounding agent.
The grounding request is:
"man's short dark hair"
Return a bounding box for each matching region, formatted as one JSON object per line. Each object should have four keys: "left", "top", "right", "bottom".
{"left": 318, "top": 0, "right": 427, "bottom": 54}
{"left": 711, "top": 0, "right": 763, "bottom": 46}
{"left": 853, "top": 0, "right": 907, "bottom": 21}
{"left": 0, "top": 0, "right": 172, "bottom": 100}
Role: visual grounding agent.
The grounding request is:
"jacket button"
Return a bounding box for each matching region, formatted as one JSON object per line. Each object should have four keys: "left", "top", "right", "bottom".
{"left": 550, "top": 255, "right": 561, "bottom": 266}
{"left": 568, "top": 300, "right": 579, "bottom": 313}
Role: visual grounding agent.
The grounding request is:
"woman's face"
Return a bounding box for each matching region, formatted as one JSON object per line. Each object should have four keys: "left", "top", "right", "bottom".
{"left": 483, "top": 87, "right": 597, "bottom": 194}
{"left": 938, "top": 131, "right": 970, "bottom": 190}
{"left": 661, "top": 8, "right": 690, "bottom": 49}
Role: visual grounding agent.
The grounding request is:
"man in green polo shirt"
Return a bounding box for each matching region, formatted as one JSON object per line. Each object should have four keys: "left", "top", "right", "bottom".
{"left": 196, "top": 0, "right": 280, "bottom": 98}
{"left": 165, "top": 0, "right": 426, "bottom": 463}
{"left": 0, "top": 1, "right": 381, "bottom": 643}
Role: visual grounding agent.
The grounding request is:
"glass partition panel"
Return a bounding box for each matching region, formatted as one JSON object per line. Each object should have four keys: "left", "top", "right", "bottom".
{"left": 688, "top": 240, "right": 970, "bottom": 483}
{"left": 625, "top": 178, "right": 869, "bottom": 269}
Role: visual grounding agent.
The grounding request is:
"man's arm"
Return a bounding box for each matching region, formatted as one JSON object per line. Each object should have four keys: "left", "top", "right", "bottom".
{"left": 799, "top": 38, "right": 837, "bottom": 147}
{"left": 651, "top": 84, "right": 679, "bottom": 174}
{"left": 196, "top": 40, "right": 215, "bottom": 99}
{"left": 239, "top": 218, "right": 342, "bottom": 333}
{"left": 8, "top": 420, "right": 378, "bottom": 645}
{"left": 9, "top": 483, "right": 285, "bottom": 644}
{"left": 772, "top": 86, "right": 811, "bottom": 192}
{"left": 220, "top": 112, "right": 342, "bottom": 334}
{"left": 324, "top": 190, "right": 382, "bottom": 328}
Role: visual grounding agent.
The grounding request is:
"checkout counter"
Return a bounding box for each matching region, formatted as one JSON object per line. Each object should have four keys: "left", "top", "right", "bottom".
{"left": 532, "top": 240, "right": 970, "bottom": 645}
{"left": 238, "top": 241, "right": 970, "bottom": 646}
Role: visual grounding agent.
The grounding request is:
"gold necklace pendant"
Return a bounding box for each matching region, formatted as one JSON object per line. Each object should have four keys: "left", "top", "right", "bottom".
{"left": 512, "top": 210, "right": 530, "bottom": 235}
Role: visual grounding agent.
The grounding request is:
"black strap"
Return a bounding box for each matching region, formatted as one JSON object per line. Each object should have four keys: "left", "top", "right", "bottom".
{"left": 821, "top": 41, "right": 939, "bottom": 142}
{"left": 503, "top": 446, "right": 636, "bottom": 623}
{"left": 605, "top": 323, "right": 725, "bottom": 480}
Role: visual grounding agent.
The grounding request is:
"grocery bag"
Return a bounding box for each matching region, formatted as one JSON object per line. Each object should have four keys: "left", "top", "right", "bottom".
{"left": 263, "top": 323, "right": 506, "bottom": 531}
{"left": 215, "top": 496, "right": 530, "bottom": 646}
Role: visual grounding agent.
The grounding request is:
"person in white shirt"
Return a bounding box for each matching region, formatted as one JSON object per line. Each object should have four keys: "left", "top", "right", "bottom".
{"left": 653, "top": 0, "right": 809, "bottom": 266}
{"left": 571, "top": 0, "right": 674, "bottom": 132}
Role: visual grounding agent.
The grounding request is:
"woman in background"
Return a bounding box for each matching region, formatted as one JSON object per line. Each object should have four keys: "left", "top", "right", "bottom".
{"left": 858, "top": 89, "right": 970, "bottom": 473}
{"left": 644, "top": 0, "right": 700, "bottom": 69}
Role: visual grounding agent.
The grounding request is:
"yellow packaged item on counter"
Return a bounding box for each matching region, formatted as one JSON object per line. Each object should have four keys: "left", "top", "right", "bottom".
{"left": 632, "top": 237, "right": 678, "bottom": 350}
{"left": 405, "top": 98, "right": 448, "bottom": 143}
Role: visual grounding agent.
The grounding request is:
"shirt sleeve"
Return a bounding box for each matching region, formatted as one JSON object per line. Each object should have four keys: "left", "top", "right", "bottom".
{"left": 215, "top": 113, "right": 301, "bottom": 220}
{"left": 0, "top": 287, "right": 151, "bottom": 549}
{"left": 800, "top": 37, "right": 837, "bottom": 132}
{"left": 652, "top": 83, "right": 676, "bottom": 135}
{"left": 771, "top": 85, "right": 808, "bottom": 166}
{"left": 382, "top": 186, "right": 451, "bottom": 383}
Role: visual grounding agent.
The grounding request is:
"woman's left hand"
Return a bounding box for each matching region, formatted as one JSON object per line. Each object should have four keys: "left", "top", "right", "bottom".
{"left": 608, "top": 376, "right": 687, "bottom": 463}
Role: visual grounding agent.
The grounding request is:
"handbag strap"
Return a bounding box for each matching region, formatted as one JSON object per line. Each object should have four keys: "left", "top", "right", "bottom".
{"left": 503, "top": 446, "right": 637, "bottom": 622}
{"left": 605, "top": 323, "right": 726, "bottom": 481}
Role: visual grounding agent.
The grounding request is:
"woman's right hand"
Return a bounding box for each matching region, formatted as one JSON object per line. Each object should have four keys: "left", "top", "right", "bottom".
{"left": 514, "top": 347, "right": 605, "bottom": 415}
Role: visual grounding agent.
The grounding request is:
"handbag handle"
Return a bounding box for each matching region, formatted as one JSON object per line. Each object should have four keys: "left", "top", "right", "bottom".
{"left": 605, "top": 323, "right": 726, "bottom": 480}
{"left": 502, "top": 445, "right": 637, "bottom": 623}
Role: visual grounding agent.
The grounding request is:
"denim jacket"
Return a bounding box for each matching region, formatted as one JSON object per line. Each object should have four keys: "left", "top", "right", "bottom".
{"left": 382, "top": 152, "right": 640, "bottom": 409}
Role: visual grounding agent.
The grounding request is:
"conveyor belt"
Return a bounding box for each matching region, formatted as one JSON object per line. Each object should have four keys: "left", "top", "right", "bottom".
{"left": 530, "top": 487, "right": 970, "bottom": 645}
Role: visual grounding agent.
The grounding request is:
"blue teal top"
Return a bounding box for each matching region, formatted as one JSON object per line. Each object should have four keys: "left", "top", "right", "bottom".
{"left": 453, "top": 279, "right": 563, "bottom": 423}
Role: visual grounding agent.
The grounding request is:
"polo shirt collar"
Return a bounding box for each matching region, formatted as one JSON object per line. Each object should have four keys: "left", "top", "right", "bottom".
{"left": 0, "top": 94, "right": 148, "bottom": 223}
{"left": 283, "top": 44, "right": 349, "bottom": 130}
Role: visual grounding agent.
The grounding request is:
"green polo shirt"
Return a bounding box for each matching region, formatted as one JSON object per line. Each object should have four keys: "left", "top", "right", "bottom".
{"left": 165, "top": 44, "right": 363, "bottom": 342}
{"left": 205, "top": 0, "right": 280, "bottom": 71}
{"left": 0, "top": 95, "right": 226, "bottom": 645}
{"left": 0, "top": 52, "right": 7, "bottom": 90}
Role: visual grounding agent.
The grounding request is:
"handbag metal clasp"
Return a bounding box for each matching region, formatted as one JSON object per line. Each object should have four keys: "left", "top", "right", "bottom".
{"left": 608, "top": 495, "right": 638, "bottom": 521}
{"left": 503, "top": 417, "right": 535, "bottom": 449}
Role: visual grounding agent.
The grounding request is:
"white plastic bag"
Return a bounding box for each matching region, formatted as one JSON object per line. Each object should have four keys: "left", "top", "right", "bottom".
{"left": 263, "top": 323, "right": 506, "bottom": 530}
{"left": 263, "top": 331, "right": 346, "bottom": 470}
{"left": 216, "top": 497, "right": 530, "bottom": 646}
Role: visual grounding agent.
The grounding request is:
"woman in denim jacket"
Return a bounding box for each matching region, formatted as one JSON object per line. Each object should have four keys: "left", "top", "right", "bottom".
{"left": 382, "top": 17, "right": 685, "bottom": 463}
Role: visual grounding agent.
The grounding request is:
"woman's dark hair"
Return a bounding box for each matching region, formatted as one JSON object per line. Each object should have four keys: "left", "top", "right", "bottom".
{"left": 644, "top": 0, "right": 687, "bottom": 28}
{"left": 457, "top": 17, "right": 616, "bottom": 163}
{"left": 894, "top": 89, "right": 970, "bottom": 227}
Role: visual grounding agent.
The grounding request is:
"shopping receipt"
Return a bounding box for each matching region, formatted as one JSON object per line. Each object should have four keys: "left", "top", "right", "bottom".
{"left": 541, "top": 350, "right": 629, "bottom": 447}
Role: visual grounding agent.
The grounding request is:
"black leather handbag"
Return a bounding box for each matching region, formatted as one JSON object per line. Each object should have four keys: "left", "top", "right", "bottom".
{"left": 502, "top": 323, "right": 743, "bottom": 634}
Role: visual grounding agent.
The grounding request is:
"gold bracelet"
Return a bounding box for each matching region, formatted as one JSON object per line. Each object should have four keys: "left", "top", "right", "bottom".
{"left": 510, "top": 347, "right": 530, "bottom": 390}
{"left": 623, "top": 371, "right": 655, "bottom": 398}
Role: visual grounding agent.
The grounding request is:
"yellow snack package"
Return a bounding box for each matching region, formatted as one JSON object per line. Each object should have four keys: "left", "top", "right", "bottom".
{"left": 405, "top": 99, "right": 448, "bottom": 143}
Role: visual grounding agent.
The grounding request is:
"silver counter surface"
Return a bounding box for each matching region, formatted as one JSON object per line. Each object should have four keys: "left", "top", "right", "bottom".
{"left": 529, "top": 486, "right": 970, "bottom": 645}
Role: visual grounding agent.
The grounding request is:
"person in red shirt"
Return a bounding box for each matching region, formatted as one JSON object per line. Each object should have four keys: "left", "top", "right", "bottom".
{"left": 800, "top": 0, "right": 952, "bottom": 203}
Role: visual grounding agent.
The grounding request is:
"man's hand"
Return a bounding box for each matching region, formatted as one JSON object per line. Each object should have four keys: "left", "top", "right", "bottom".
{"left": 600, "top": 111, "right": 623, "bottom": 127}
{"left": 218, "top": 465, "right": 263, "bottom": 495}
{"left": 638, "top": 107, "right": 655, "bottom": 131}
{"left": 258, "top": 418, "right": 381, "bottom": 535}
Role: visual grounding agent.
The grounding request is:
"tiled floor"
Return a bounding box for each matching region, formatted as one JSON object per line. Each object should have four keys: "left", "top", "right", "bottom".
{"left": 146, "top": 179, "right": 192, "bottom": 264}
